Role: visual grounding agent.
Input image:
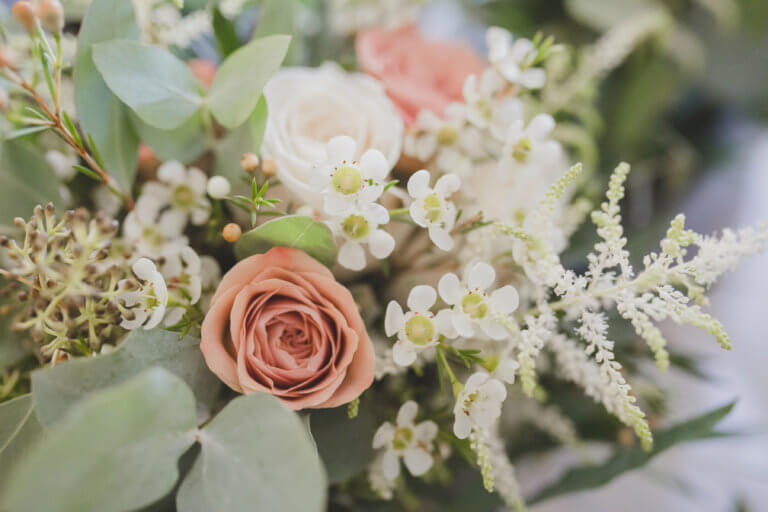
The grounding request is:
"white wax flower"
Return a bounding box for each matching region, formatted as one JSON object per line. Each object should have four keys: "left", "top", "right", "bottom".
{"left": 118, "top": 258, "right": 168, "bottom": 330}
{"left": 453, "top": 372, "right": 507, "bottom": 439}
{"left": 326, "top": 202, "right": 394, "bottom": 271}
{"left": 373, "top": 400, "right": 438, "bottom": 480}
{"left": 138, "top": 161, "right": 210, "bottom": 226}
{"left": 261, "top": 64, "right": 403, "bottom": 211}
{"left": 407, "top": 170, "right": 460, "bottom": 251}
{"left": 486, "top": 26, "right": 546, "bottom": 89}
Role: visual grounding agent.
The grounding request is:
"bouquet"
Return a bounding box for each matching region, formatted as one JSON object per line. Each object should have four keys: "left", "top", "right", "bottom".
{"left": 0, "top": 1, "right": 764, "bottom": 510}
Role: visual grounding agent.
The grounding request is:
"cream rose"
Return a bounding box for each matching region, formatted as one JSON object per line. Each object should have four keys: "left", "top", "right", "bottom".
{"left": 261, "top": 63, "right": 404, "bottom": 210}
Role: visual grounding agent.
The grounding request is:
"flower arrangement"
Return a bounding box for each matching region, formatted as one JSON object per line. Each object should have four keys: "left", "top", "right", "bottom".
{"left": 0, "top": 1, "right": 764, "bottom": 511}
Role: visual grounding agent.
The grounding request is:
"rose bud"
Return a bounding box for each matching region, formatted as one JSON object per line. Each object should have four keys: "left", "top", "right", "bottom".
{"left": 37, "top": 0, "right": 65, "bottom": 34}
{"left": 12, "top": 1, "right": 37, "bottom": 32}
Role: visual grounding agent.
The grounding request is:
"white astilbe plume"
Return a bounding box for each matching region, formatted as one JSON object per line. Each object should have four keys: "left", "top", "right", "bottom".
{"left": 485, "top": 423, "right": 525, "bottom": 512}
{"left": 516, "top": 305, "right": 556, "bottom": 396}
{"left": 517, "top": 399, "right": 580, "bottom": 447}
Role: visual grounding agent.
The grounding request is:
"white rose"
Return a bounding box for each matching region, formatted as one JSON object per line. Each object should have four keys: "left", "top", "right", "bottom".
{"left": 261, "top": 63, "right": 403, "bottom": 210}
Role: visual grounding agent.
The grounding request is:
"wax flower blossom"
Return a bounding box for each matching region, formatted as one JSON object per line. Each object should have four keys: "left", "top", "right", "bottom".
{"left": 118, "top": 258, "right": 168, "bottom": 330}
{"left": 453, "top": 372, "right": 507, "bottom": 439}
{"left": 311, "top": 136, "right": 391, "bottom": 216}
{"left": 385, "top": 285, "right": 453, "bottom": 366}
{"left": 438, "top": 262, "right": 520, "bottom": 340}
{"left": 499, "top": 113, "right": 561, "bottom": 177}
{"left": 486, "top": 26, "right": 546, "bottom": 89}
{"left": 162, "top": 247, "right": 203, "bottom": 326}
{"left": 407, "top": 170, "right": 460, "bottom": 251}
{"left": 137, "top": 160, "right": 211, "bottom": 226}
{"left": 326, "top": 202, "right": 395, "bottom": 271}
{"left": 373, "top": 400, "right": 438, "bottom": 480}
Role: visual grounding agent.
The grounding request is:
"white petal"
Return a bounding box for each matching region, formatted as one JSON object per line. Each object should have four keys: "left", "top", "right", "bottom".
{"left": 407, "top": 285, "right": 437, "bottom": 313}
{"left": 434, "top": 174, "right": 461, "bottom": 196}
{"left": 385, "top": 301, "right": 405, "bottom": 337}
{"left": 464, "top": 372, "right": 489, "bottom": 392}
{"left": 467, "top": 262, "right": 495, "bottom": 291}
{"left": 520, "top": 68, "right": 546, "bottom": 89}
{"left": 323, "top": 193, "right": 354, "bottom": 217}
{"left": 428, "top": 227, "right": 454, "bottom": 252}
{"left": 144, "top": 303, "right": 166, "bottom": 329}
{"left": 453, "top": 415, "right": 472, "bottom": 439}
{"left": 163, "top": 307, "right": 185, "bottom": 327}
{"left": 309, "top": 165, "right": 331, "bottom": 191}
{"left": 409, "top": 202, "right": 428, "bottom": 228}
{"left": 364, "top": 202, "right": 390, "bottom": 226}
{"left": 338, "top": 241, "right": 366, "bottom": 271}
{"left": 327, "top": 135, "right": 357, "bottom": 163}
{"left": 359, "top": 149, "right": 390, "bottom": 181}
{"left": 509, "top": 38, "right": 534, "bottom": 62}
{"left": 495, "top": 359, "right": 520, "bottom": 384}
{"left": 483, "top": 378, "right": 508, "bottom": 402}
{"left": 452, "top": 312, "right": 475, "bottom": 338}
{"left": 359, "top": 181, "right": 384, "bottom": 203}
{"left": 368, "top": 229, "right": 395, "bottom": 259}
{"left": 404, "top": 449, "right": 433, "bottom": 477}
{"left": 187, "top": 167, "right": 208, "bottom": 194}
{"left": 462, "top": 73, "right": 478, "bottom": 102}
{"left": 397, "top": 400, "right": 419, "bottom": 426}
{"left": 381, "top": 450, "right": 401, "bottom": 481}
{"left": 437, "top": 273, "right": 462, "bottom": 305}
{"left": 490, "top": 285, "right": 520, "bottom": 314}
{"left": 480, "top": 319, "right": 508, "bottom": 340}
{"left": 121, "top": 309, "right": 148, "bottom": 330}
{"left": 393, "top": 341, "right": 417, "bottom": 367}
{"left": 527, "top": 114, "right": 555, "bottom": 139}
{"left": 435, "top": 309, "right": 458, "bottom": 338}
{"left": 373, "top": 423, "right": 395, "bottom": 449}
{"left": 414, "top": 421, "right": 438, "bottom": 442}
{"left": 158, "top": 209, "right": 186, "bottom": 236}
{"left": 486, "top": 26, "right": 511, "bottom": 63}
{"left": 157, "top": 161, "right": 185, "bottom": 183}
{"left": 407, "top": 169, "right": 431, "bottom": 199}
{"left": 133, "top": 258, "right": 157, "bottom": 280}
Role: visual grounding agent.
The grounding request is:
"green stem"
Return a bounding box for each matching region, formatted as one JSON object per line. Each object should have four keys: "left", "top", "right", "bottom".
{"left": 388, "top": 208, "right": 410, "bottom": 216}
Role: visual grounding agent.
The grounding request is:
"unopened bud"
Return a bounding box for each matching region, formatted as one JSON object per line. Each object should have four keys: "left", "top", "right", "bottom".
{"left": 206, "top": 176, "right": 231, "bottom": 199}
{"left": 12, "top": 1, "right": 37, "bottom": 32}
{"left": 37, "top": 0, "right": 64, "bottom": 34}
{"left": 240, "top": 153, "right": 260, "bottom": 173}
{"left": 222, "top": 223, "right": 241, "bottom": 243}
{"left": 0, "top": 46, "right": 17, "bottom": 69}
{"left": 261, "top": 158, "right": 277, "bottom": 177}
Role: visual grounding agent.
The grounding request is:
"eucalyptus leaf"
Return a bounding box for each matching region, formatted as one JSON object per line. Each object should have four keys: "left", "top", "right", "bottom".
{"left": 213, "top": 96, "right": 267, "bottom": 185}
{"left": 0, "top": 140, "right": 62, "bottom": 234}
{"left": 74, "top": 0, "right": 140, "bottom": 191}
{"left": 234, "top": 215, "right": 337, "bottom": 267}
{"left": 177, "top": 393, "right": 326, "bottom": 512}
{"left": 93, "top": 41, "right": 204, "bottom": 130}
{"left": 565, "top": 0, "right": 654, "bottom": 32}
{"left": 253, "top": 0, "right": 300, "bottom": 64}
{"left": 310, "top": 405, "right": 376, "bottom": 484}
{"left": 529, "top": 402, "right": 736, "bottom": 504}
{"left": 3, "top": 368, "right": 198, "bottom": 512}
{"left": 0, "top": 395, "right": 44, "bottom": 484}
{"left": 132, "top": 111, "right": 208, "bottom": 164}
{"left": 208, "top": 34, "right": 291, "bottom": 128}
{"left": 31, "top": 329, "right": 220, "bottom": 426}
{"left": 212, "top": 6, "right": 241, "bottom": 57}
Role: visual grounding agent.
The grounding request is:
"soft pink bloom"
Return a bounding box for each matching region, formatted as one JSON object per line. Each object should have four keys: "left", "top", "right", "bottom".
{"left": 356, "top": 25, "right": 486, "bottom": 125}
{"left": 201, "top": 247, "right": 375, "bottom": 410}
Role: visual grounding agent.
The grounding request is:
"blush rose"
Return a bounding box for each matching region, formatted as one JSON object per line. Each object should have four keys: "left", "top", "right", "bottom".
{"left": 201, "top": 247, "right": 375, "bottom": 410}
{"left": 356, "top": 24, "right": 486, "bottom": 125}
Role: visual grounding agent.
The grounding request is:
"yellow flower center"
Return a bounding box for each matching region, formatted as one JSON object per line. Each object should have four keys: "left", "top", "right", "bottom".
{"left": 436, "top": 126, "right": 459, "bottom": 146}
{"left": 172, "top": 185, "right": 196, "bottom": 208}
{"left": 511, "top": 137, "right": 532, "bottom": 163}
{"left": 331, "top": 165, "right": 363, "bottom": 195}
{"left": 405, "top": 315, "right": 435, "bottom": 345}
{"left": 422, "top": 193, "right": 443, "bottom": 223}
{"left": 393, "top": 427, "right": 413, "bottom": 450}
{"left": 341, "top": 214, "right": 370, "bottom": 240}
{"left": 461, "top": 293, "right": 487, "bottom": 319}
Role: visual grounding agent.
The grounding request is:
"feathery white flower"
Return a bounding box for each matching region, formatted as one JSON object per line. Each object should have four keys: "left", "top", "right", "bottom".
{"left": 118, "top": 258, "right": 168, "bottom": 330}
{"left": 453, "top": 372, "right": 507, "bottom": 439}
{"left": 486, "top": 27, "right": 546, "bottom": 89}
{"left": 407, "top": 170, "right": 460, "bottom": 251}
{"left": 385, "top": 285, "right": 453, "bottom": 366}
{"left": 373, "top": 400, "right": 438, "bottom": 480}
{"left": 438, "top": 262, "right": 520, "bottom": 340}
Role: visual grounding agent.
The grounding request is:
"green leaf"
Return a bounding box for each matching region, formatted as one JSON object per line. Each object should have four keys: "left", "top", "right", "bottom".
{"left": 212, "top": 6, "right": 241, "bottom": 57}
{"left": 253, "top": 0, "right": 299, "bottom": 64}
{"left": 74, "top": 0, "right": 140, "bottom": 191}
{"left": 3, "top": 125, "right": 51, "bottom": 140}
{"left": 565, "top": 0, "right": 654, "bottom": 32}
{"left": 529, "top": 402, "right": 736, "bottom": 504}
{"left": 310, "top": 405, "right": 376, "bottom": 484}
{"left": 176, "top": 393, "right": 326, "bottom": 512}
{"left": 3, "top": 369, "right": 197, "bottom": 512}
{"left": 213, "top": 96, "right": 267, "bottom": 185}
{"left": 93, "top": 40, "right": 204, "bottom": 130}
{"left": 208, "top": 34, "right": 291, "bottom": 129}
{"left": 132, "top": 111, "right": 208, "bottom": 164}
{"left": 0, "top": 140, "right": 62, "bottom": 234}
{"left": 31, "top": 329, "right": 221, "bottom": 426}
{"left": 234, "top": 215, "right": 337, "bottom": 267}
{"left": 0, "top": 395, "right": 44, "bottom": 484}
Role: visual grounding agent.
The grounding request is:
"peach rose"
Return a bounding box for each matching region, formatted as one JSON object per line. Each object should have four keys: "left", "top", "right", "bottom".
{"left": 201, "top": 247, "right": 375, "bottom": 410}
{"left": 356, "top": 25, "right": 486, "bottom": 125}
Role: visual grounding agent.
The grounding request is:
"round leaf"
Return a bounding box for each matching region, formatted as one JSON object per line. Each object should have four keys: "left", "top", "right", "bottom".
{"left": 310, "top": 405, "right": 376, "bottom": 484}
{"left": 0, "top": 395, "right": 44, "bottom": 485}
{"left": 234, "top": 215, "right": 337, "bottom": 267}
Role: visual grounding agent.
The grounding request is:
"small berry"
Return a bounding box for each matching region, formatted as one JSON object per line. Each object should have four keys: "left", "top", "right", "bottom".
{"left": 12, "top": 1, "right": 37, "bottom": 32}
{"left": 261, "top": 158, "right": 277, "bottom": 177}
{"left": 240, "top": 153, "right": 260, "bottom": 173}
{"left": 222, "top": 223, "right": 241, "bottom": 243}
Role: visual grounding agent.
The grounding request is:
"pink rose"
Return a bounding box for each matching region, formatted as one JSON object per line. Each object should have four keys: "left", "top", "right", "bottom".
{"left": 201, "top": 247, "right": 375, "bottom": 410}
{"left": 356, "top": 25, "right": 486, "bottom": 125}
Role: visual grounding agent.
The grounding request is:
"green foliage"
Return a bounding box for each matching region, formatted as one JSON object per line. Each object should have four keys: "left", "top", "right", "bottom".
{"left": 74, "top": 0, "right": 140, "bottom": 191}
{"left": 310, "top": 405, "right": 376, "bottom": 484}
{"left": 213, "top": 97, "right": 268, "bottom": 184}
{"left": 2, "top": 369, "right": 198, "bottom": 512}
{"left": 253, "top": 0, "right": 300, "bottom": 64}
{"left": 177, "top": 393, "right": 327, "bottom": 512}
{"left": 529, "top": 402, "right": 736, "bottom": 504}
{"left": 0, "top": 395, "right": 44, "bottom": 484}
{"left": 0, "top": 140, "right": 62, "bottom": 234}
{"left": 212, "top": 6, "right": 241, "bottom": 57}
{"left": 132, "top": 111, "right": 208, "bottom": 164}
{"left": 234, "top": 215, "right": 338, "bottom": 267}
{"left": 93, "top": 41, "right": 204, "bottom": 130}
{"left": 208, "top": 35, "right": 291, "bottom": 128}
{"left": 31, "top": 329, "right": 220, "bottom": 426}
